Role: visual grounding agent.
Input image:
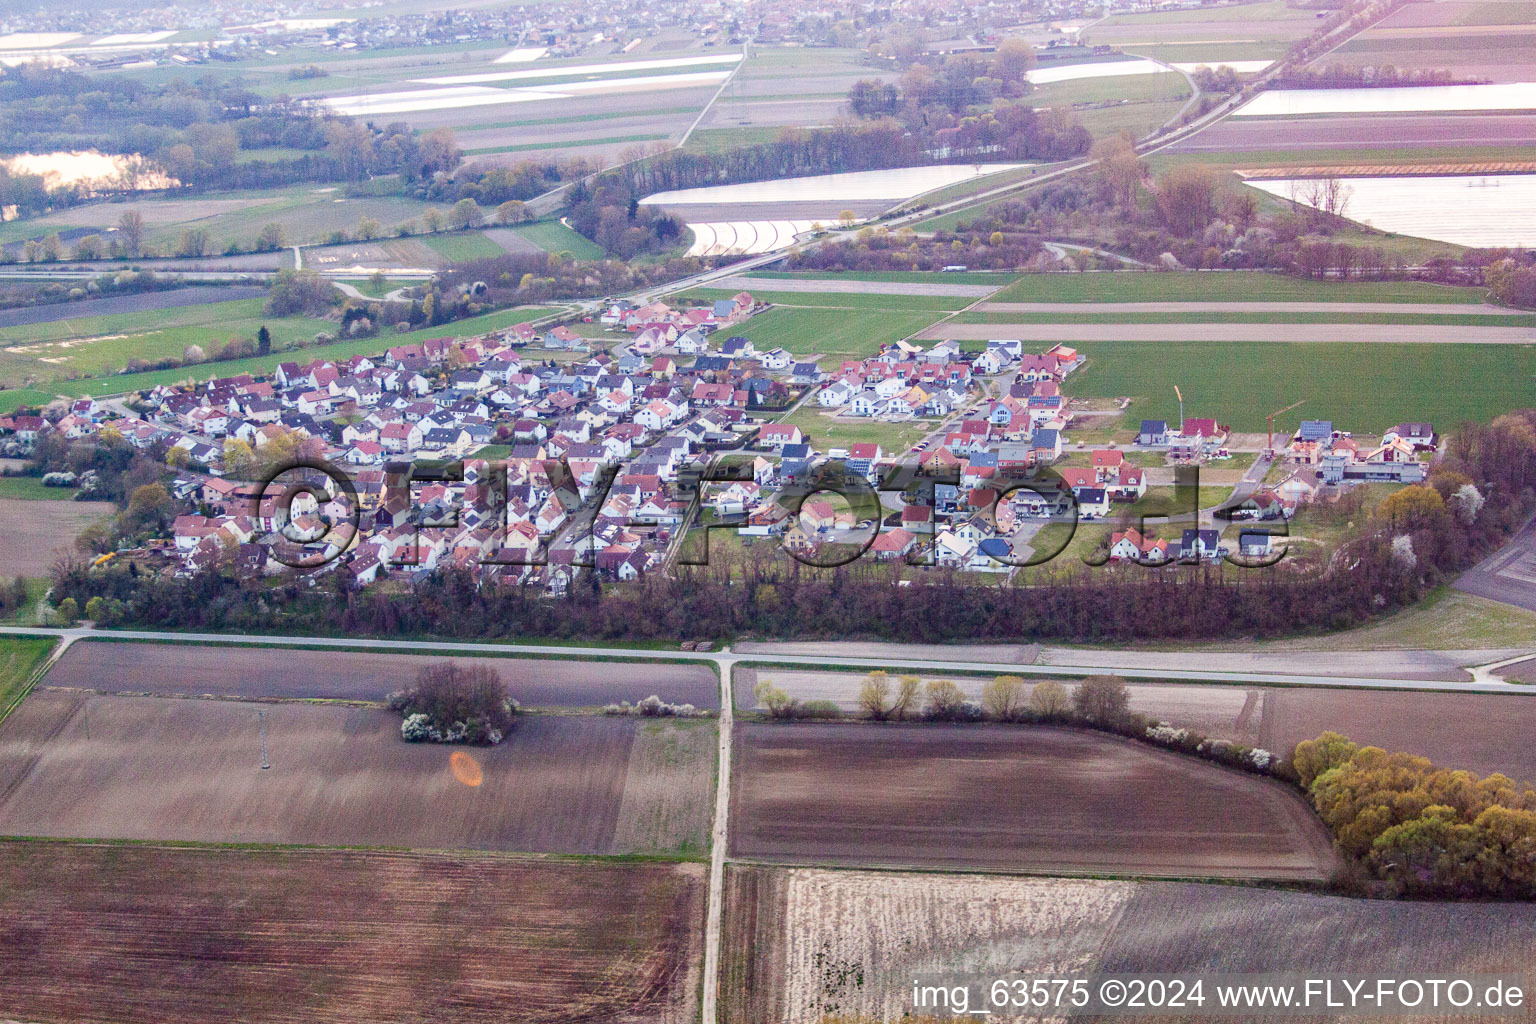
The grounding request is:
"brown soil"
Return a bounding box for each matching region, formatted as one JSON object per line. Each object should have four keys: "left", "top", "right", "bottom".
{"left": 730, "top": 722, "right": 1337, "bottom": 880}
{"left": 48, "top": 639, "right": 719, "bottom": 708}
{"left": 0, "top": 841, "right": 704, "bottom": 1024}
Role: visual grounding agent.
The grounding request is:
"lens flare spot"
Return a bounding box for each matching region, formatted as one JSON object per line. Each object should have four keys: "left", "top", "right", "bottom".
{"left": 449, "top": 750, "right": 483, "bottom": 787}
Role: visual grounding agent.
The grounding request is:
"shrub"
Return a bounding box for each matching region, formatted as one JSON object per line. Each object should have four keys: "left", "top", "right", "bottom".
{"left": 754, "top": 679, "right": 799, "bottom": 719}
{"left": 603, "top": 695, "right": 705, "bottom": 717}
{"left": 799, "top": 699, "right": 844, "bottom": 720}
{"left": 1073, "top": 675, "right": 1129, "bottom": 725}
{"left": 1029, "top": 680, "right": 1071, "bottom": 719}
{"left": 923, "top": 679, "right": 969, "bottom": 721}
{"left": 981, "top": 674, "right": 1027, "bottom": 721}
{"left": 388, "top": 660, "right": 517, "bottom": 745}
{"left": 858, "top": 670, "right": 893, "bottom": 720}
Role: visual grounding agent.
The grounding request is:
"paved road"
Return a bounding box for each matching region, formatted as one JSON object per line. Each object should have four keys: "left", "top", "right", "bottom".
{"left": 1456, "top": 514, "right": 1536, "bottom": 612}
{"left": 923, "top": 322, "right": 1536, "bottom": 344}
{"left": 4, "top": 626, "right": 1534, "bottom": 692}
{"left": 973, "top": 302, "right": 1516, "bottom": 315}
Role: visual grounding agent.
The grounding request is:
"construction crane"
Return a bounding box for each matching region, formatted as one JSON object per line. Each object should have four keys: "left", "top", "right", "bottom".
{"left": 1267, "top": 400, "right": 1305, "bottom": 458}
{"left": 1173, "top": 385, "right": 1184, "bottom": 432}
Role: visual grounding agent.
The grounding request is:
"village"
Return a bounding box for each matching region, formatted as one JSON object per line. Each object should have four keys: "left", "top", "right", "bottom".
{"left": 0, "top": 291, "right": 1438, "bottom": 589}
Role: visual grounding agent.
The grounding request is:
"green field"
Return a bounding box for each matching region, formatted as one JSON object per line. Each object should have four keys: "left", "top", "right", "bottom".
{"left": 340, "top": 277, "right": 426, "bottom": 298}
{"left": 49, "top": 305, "right": 556, "bottom": 399}
{"left": 681, "top": 287, "right": 973, "bottom": 312}
{"left": 746, "top": 270, "right": 1022, "bottom": 286}
{"left": 987, "top": 272, "right": 1489, "bottom": 304}
{"left": 778, "top": 405, "right": 935, "bottom": 451}
{"left": 682, "top": 127, "right": 791, "bottom": 153}
{"left": 504, "top": 220, "right": 606, "bottom": 261}
{"left": 0, "top": 299, "right": 334, "bottom": 388}
{"left": 1029, "top": 71, "right": 1192, "bottom": 110}
{"left": 465, "top": 133, "right": 670, "bottom": 156}
{"left": 420, "top": 230, "right": 507, "bottom": 263}
{"left": 728, "top": 307, "right": 946, "bottom": 358}
{"left": 0, "top": 185, "right": 445, "bottom": 252}
{"left": 951, "top": 310, "right": 1536, "bottom": 327}
{"left": 1064, "top": 340, "right": 1536, "bottom": 431}
{"left": 1077, "top": 100, "right": 1190, "bottom": 141}
{"left": 0, "top": 477, "right": 77, "bottom": 500}
{"left": 0, "top": 635, "right": 55, "bottom": 724}
{"left": 0, "top": 389, "right": 56, "bottom": 414}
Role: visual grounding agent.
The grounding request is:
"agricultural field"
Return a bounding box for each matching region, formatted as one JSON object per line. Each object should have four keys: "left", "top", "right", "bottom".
{"left": 0, "top": 842, "right": 704, "bottom": 1024}
{"left": 0, "top": 690, "right": 716, "bottom": 856}
{"left": 0, "top": 497, "right": 114, "bottom": 577}
{"left": 0, "top": 476, "right": 78, "bottom": 500}
{"left": 692, "top": 47, "right": 896, "bottom": 147}
{"left": 1166, "top": 121, "right": 1536, "bottom": 164}
{"left": 0, "top": 284, "right": 267, "bottom": 331}
{"left": 46, "top": 640, "right": 721, "bottom": 708}
{"left": 0, "top": 296, "right": 334, "bottom": 388}
{"left": 1052, "top": 340, "right": 1536, "bottom": 432}
{"left": 1081, "top": 0, "right": 1320, "bottom": 62}
{"left": 1321, "top": 0, "right": 1536, "bottom": 84}
{"left": 45, "top": 305, "right": 555, "bottom": 400}
{"left": 742, "top": 269, "right": 1021, "bottom": 287}
{"left": 721, "top": 866, "right": 1135, "bottom": 1024}
{"left": 306, "top": 51, "right": 737, "bottom": 165}
{"left": 722, "top": 866, "right": 1536, "bottom": 1024}
{"left": 0, "top": 635, "right": 54, "bottom": 722}
{"left": 683, "top": 285, "right": 979, "bottom": 311}
{"left": 419, "top": 229, "right": 509, "bottom": 263}
{"left": 986, "top": 271, "right": 1488, "bottom": 304}
{"left": 0, "top": 185, "right": 448, "bottom": 253}
{"left": 1257, "top": 688, "right": 1536, "bottom": 783}
{"left": 729, "top": 722, "right": 1337, "bottom": 880}
{"left": 500, "top": 219, "right": 607, "bottom": 260}
{"left": 727, "top": 306, "right": 946, "bottom": 359}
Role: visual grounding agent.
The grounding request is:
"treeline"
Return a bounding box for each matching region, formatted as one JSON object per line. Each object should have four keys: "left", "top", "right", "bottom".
{"left": 787, "top": 226, "right": 1045, "bottom": 272}
{"left": 435, "top": 251, "right": 701, "bottom": 308}
{"left": 1277, "top": 64, "right": 1481, "bottom": 89}
{"left": 52, "top": 412, "right": 1536, "bottom": 645}
{"left": 1296, "top": 733, "right": 1536, "bottom": 897}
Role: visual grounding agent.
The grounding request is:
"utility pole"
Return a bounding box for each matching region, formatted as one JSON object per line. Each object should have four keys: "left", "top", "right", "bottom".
{"left": 258, "top": 710, "right": 270, "bottom": 770}
{"left": 1267, "top": 399, "right": 1305, "bottom": 458}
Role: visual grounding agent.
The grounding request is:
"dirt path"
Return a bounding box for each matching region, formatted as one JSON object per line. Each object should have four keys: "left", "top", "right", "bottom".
{"left": 699, "top": 657, "right": 734, "bottom": 1024}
